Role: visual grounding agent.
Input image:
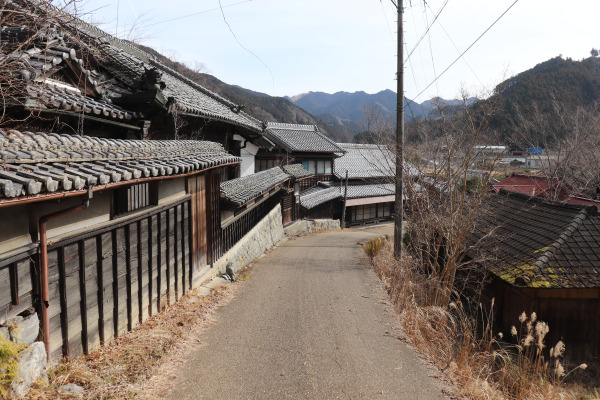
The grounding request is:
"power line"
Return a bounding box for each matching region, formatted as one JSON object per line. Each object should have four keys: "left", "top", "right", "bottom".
{"left": 423, "top": 4, "right": 439, "bottom": 97}
{"left": 406, "top": 0, "right": 520, "bottom": 106}
{"left": 424, "top": 1, "right": 484, "bottom": 89}
{"left": 404, "top": 0, "right": 448, "bottom": 66}
{"left": 142, "top": 0, "right": 254, "bottom": 28}
{"left": 217, "top": 0, "right": 275, "bottom": 96}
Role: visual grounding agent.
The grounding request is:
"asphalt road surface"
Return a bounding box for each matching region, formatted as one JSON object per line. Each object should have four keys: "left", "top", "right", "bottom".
{"left": 167, "top": 226, "right": 449, "bottom": 399}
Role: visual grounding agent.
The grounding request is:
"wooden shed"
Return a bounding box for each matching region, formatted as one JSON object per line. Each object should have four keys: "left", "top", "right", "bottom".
{"left": 473, "top": 190, "right": 600, "bottom": 362}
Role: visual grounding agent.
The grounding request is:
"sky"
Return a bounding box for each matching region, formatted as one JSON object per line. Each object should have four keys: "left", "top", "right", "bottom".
{"left": 72, "top": 0, "right": 600, "bottom": 102}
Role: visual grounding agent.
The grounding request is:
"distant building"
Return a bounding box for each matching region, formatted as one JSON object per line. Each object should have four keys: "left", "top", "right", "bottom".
{"left": 492, "top": 173, "right": 575, "bottom": 201}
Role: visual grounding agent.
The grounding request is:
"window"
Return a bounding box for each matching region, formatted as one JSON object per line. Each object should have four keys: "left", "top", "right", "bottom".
{"left": 256, "top": 159, "right": 277, "bottom": 172}
{"left": 113, "top": 182, "right": 157, "bottom": 217}
{"left": 302, "top": 160, "right": 331, "bottom": 174}
{"left": 317, "top": 160, "right": 325, "bottom": 174}
{"left": 352, "top": 204, "right": 378, "bottom": 221}
{"left": 378, "top": 203, "right": 391, "bottom": 218}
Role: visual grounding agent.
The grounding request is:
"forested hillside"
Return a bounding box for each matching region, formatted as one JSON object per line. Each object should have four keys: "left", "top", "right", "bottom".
{"left": 477, "top": 56, "right": 600, "bottom": 143}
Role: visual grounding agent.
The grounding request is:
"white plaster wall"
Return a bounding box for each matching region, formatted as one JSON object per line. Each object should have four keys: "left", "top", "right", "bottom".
{"left": 0, "top": 205, "right": 32, "bottom": 255}
{"left": 41, "top": 191, "right": 111, "bottom": 240}
{"left": 158, "top": 178, "right": 186, "bottom": 205}
{"left": 234, "top": 134, "right": 259, "bottom": 177}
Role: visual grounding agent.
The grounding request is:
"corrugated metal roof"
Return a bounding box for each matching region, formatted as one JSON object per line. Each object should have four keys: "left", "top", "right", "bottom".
{"left": 344, "top": 183, "right": 395, "bottom": 199}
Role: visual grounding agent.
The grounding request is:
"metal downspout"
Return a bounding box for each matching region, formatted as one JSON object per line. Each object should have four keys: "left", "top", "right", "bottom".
{"left": 38, "top": 188, "right": 92, "bottom": 361}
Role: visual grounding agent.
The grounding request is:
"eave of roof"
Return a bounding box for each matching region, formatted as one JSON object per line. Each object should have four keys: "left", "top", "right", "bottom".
{"left": 0, "top": 129, "right": 240, "bottom": 204}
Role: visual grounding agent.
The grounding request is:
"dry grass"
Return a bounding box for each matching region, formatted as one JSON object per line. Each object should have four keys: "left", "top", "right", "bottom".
{"left": 366, "top": 237, "right": 600, "bottom": 400}
{"left": 27, "top": 283, "right": 237, "bottom": 399}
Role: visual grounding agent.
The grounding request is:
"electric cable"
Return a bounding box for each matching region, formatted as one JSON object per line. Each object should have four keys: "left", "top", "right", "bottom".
{"left": 406, "top": 0, "right": 520, "bottom": 108}
{"left": 217, "top": 0, "right": 275, "bottom": 96}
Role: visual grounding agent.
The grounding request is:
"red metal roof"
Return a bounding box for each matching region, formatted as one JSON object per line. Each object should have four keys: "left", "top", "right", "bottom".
{"left": 492, "top": 173, "right": 574, "bottom": 201}
{"left": 567, "top": 196, "right": 600, "bottom": 211}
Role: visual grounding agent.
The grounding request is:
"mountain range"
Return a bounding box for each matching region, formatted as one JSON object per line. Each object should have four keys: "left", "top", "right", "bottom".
{"left": 288, "top": 90, "right": 476, "bottom": 135}
{"left": 137, "top": 43, "right": 600, "bottom": 146}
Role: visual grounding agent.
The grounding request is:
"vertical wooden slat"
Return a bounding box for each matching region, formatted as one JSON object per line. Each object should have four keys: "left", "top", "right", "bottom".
{"left": 147, "top": 215, "right": 153, "bottom": 317}
{"left": 125, "top": 224, "right": 133, "bottom": 331}
{"left": 58, "top": 246, "right": 70, "bottom": 358}
{"left": 30, "top": 253, "right": 41, "bottom": 323}
{"left": 9, "top": 262, "right": 18, "bottom": 305}
{"left": 187, "top": 200, "right": 193, "bottom": 289}
{"left": 112, "top": 230, "right": 119, "bottom": 338}
{"left": 78, "top": 240, "right": 89, "bottom": 354}
{"left": 96, "top": 235, "right": 105, "bottom": 345}
{"left": 166, "top": 209, "right": 171, "bottom": 305}
{"left": 137, "top": 220, "right": 143, "bottom": 323}
{"left": 174, "top": 205, "right": 179, "bottom": 299}
{"left": 180, "top": 203, "right": 186, "bottom": 294}
{"left": 157, "top": 212, "right": 162, "bottom": 312}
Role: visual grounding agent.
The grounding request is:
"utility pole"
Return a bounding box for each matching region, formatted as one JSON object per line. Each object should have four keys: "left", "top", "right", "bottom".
{"left": 394, "top": 0, "right": 404, "bottom": 260}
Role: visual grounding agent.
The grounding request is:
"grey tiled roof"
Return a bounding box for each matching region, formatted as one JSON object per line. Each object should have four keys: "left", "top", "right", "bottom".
{"left": 25, "top": 84, "right": 139, "bottom": 121}
{"left": 282, "top": 164, "right": 313, "bottom": 179}
{"left": 300, "top": 184, "right": 342, "bottom": 210}
{"left": 156, "top": 62, "right": 263, "bottom": 132}
{"left": 345, "top": 183, "right": 395, "bottom": 199}
{"left": 334, "top": 143, "right": 420, "bottom": 179}
{"left": 473, "top": 190, "right": 600, "bottom": 289}
{"left": 220, "top": 166, "right": 291, "bottom": 207}
{"left": 265, "top": 123, "right": 344, "bottom": 153}
{"left": 0, "top": 130, "right": 239, "bottom": 199}
{"left": 2, "top": 1, "right": 264, "bottom": 133}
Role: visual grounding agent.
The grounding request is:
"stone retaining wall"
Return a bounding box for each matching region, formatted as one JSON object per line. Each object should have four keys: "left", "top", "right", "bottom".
{"left": 211, "top": 204, "right": 284, "bottom": 278}
{"left": 283, "top": 219, "right": 341, "bottom": 238}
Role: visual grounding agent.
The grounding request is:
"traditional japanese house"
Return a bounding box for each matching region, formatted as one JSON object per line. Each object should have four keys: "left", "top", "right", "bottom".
{"left": 0, "top": 0, "right": 281, "bottom": 361}
{"left": 220, "top": 164, "right": 313, "bottom": 228}
{"left": 332, "top": 143, "right": 421, "bottom": 226}
{"left": 472, "top": 190, "right": 600, "bottom": 362}
{"left": 258, "top": 123, "right": 345, "bottom": 190}
{"left": 0, "top": 130, "right": 240, "bottom": 360}
{"left": 2, "top": 0, "right": 269, "bottom": 178}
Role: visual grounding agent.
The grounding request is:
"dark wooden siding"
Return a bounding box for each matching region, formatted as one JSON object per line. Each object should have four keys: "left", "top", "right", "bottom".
{"left": 496, "top": 282, "right": 600, "bottom": 362}
{"left": 0, "top": 197, "right": 192, "bottom": 360}
{"left": 301, "top": 202, "right": 333, "bottom": 220}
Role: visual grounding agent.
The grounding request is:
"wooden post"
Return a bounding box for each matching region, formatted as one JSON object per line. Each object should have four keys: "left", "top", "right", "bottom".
{"left": 341, "top": 171, "right": 349, "bottom": 228}
{"left": 394, "top": 0, "right": 405, "bottom": 260}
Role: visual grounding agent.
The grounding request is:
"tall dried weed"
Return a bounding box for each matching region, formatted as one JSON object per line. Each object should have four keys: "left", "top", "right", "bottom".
{"left": 367, "top": 237, "right": 599, "bottom": 400}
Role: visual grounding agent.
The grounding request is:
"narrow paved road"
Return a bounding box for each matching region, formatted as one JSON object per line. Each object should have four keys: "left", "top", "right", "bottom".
{"left": 167, "top": 227, "right": 448, "bottom": 399}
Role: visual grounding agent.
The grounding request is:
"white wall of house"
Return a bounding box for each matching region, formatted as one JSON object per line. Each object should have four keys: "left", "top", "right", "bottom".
{"left": 158, "top": 178, "right": 186, "bottom": 205}
{"left": 234, "top": 134, "right": 259, "bottom": 177}
{"left": 0, "top": 204, "right": 31, "bottom": 255}
{"left": 43, "top": 191, "right": 111, "bottom": 239}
